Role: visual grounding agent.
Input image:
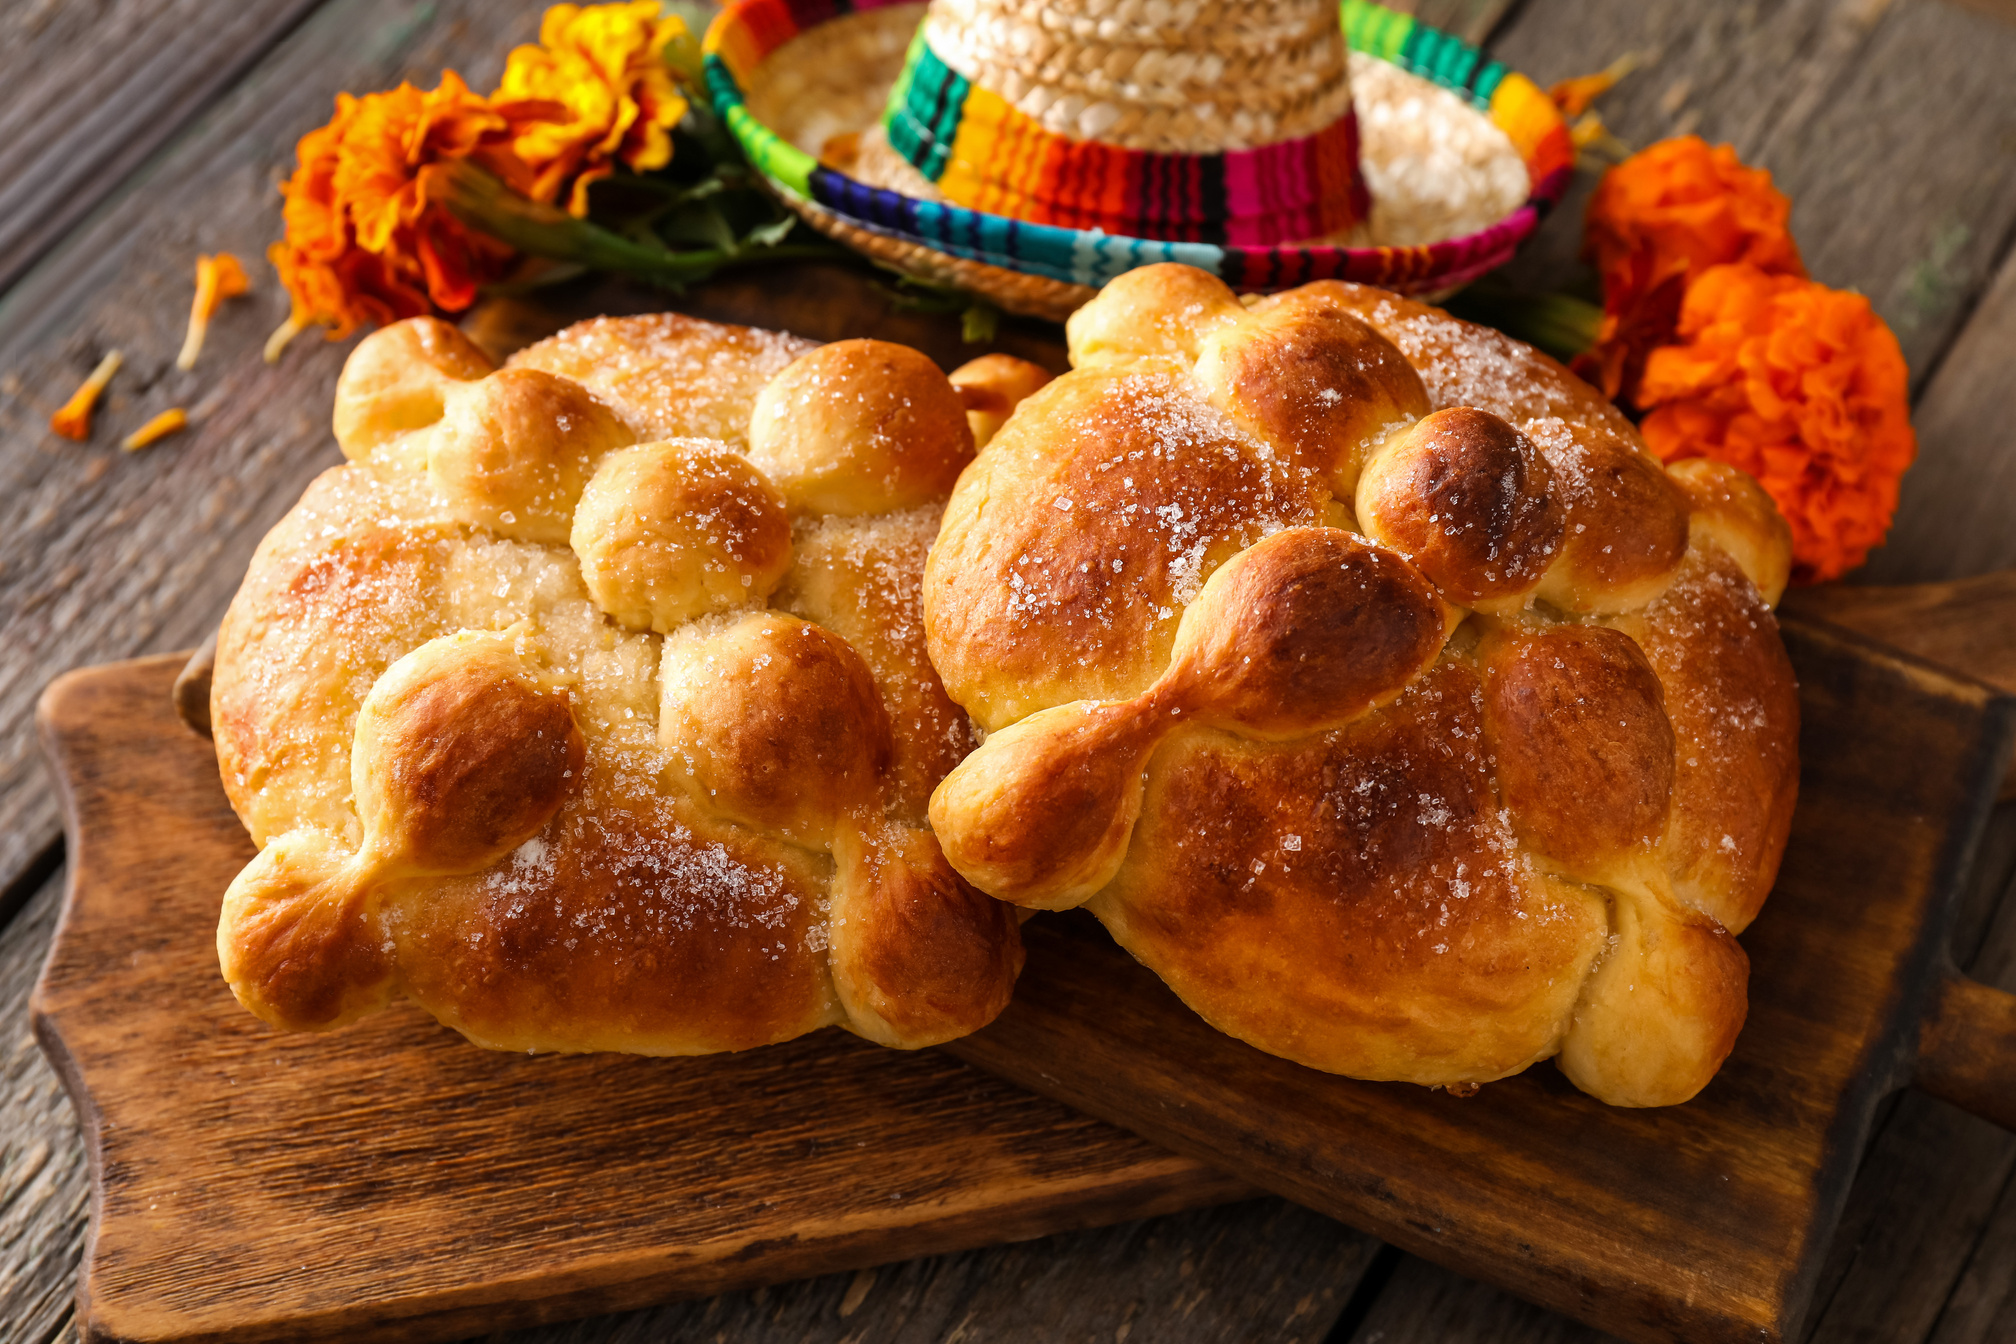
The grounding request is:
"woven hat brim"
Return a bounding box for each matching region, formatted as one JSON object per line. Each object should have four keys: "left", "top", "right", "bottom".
{"left": 703, "top": 0, "right": 1573, "bottom": 321}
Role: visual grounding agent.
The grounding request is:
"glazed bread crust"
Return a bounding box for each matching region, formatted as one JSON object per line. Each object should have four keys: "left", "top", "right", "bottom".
{"left": 214, "top": 314, "right": 1046, "bottom": 1054}
{"left": 924, "top": 266, "right": 1798, "bottom": 1107}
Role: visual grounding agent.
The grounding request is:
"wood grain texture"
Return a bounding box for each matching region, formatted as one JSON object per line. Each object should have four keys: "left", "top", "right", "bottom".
{"left": 1791, "top": 817, "right": 2016, "bottom": 1342}
{"left": 943, "top": 615, "right": 2016, "bottom": 1344}
{"left": 1341, "top": 1253, "right": 1613, "bottom": 1344}
{"left": 1918, "top": 973, "right": 2016, "bottom": 1130}
{"left": 1861, "top": 246, "right": 2016, "bottom": 585}
{"left": 1921, "top": 961, "right": 2016, "bottom": 1344}
{"left": 485, "top": 1197, "right": 1374, "bottom": 1344}
{"left": 0, "top": 0, "right": 321, "bottom": 295}
{"left": 33, "top": 655, "right": 1250, "bottom": 1344}
{"left": 1787, "top": 573, "right": 2016, "bottom": 796}
{"left": 0, "top": 870, "right": 89, "bottom": 1344}
{"left": 1921, "top": 862, "right": 2016, "bottom": 1344}
{"left": 1487, "top": 0, "right": 2016, "bottom": 388}
{"left": 1788, "top": 574, "right": 2016, "bottom": 698}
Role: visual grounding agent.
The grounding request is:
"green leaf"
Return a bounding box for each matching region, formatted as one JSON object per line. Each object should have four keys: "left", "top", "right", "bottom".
{"left": 961, "top": 302, "right": 1001, "bottom": 344}
{"left": 656, "top": 201, "right": 737, "bottom": 251}
{"left": 743, "top": 215, "right": 797, "bottom": 249}
{"left": 1442, "top": 279, "right": 1603, "bottom": 362}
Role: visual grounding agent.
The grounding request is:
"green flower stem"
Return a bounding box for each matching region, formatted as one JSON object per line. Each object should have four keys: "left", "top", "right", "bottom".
{"left": 437, "top": 160, "right": 838, "bottom": 290}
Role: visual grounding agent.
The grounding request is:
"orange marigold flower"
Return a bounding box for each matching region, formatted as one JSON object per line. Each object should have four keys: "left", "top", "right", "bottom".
{"left": 51, "top": 350, "right": 123, "bottom": 441}
{"left": 176, "top": 252, "right": 251, "bottom": 370}
{"left": 267, "top": 72, "right": 561, "bottom": 345}
{"left": 497, "top": 1, "right": 690, "bottom": 216}
{"left": 1637, "top": 263, "right": 1915, "bottom": 585}
{"left": 1573, "top": 136, "right": 1805, "bottom": 404}
{"left": 122, "top": 407, "right": 190, "bottom": 452}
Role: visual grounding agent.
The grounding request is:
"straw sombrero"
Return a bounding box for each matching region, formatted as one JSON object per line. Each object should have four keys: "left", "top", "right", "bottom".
{"left": 703, "top": 0, "right": 1572, "bottom": 320}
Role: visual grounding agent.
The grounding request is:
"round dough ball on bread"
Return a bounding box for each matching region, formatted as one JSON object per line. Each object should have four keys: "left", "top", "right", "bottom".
{"left": 351, "top": 629, "right": 584, "bottom": 877}
{"left": 746, "top": 340, "right": 974, "bottom": 515}
{"left": 1665, "top": 457, "right": 1793, "bottom": 607}
{"left": 1192, "top": 286, "right": 1429, "bottom": 495}
{"left": 427, "top": 368, "right": 636, "bottom": 544}
{"left": 1356, "top": 406, "right": 1565, "bottom": 610}
{"left": 1065, "top": 263, "right": 1244, "bottom": 367}
{"left": 950, "top": 353, "right": 1055, "bottom": 448}
{"left": 333, "top": 317, "right": 495, "bottom": 462}
{"left": 658, "top": 611, "right": 890, "bottom": 846}
{"left": 571, "top": 440, "right": 793, "bottom": 633}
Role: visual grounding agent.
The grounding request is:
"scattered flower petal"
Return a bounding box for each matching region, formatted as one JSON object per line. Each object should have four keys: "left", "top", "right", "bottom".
{"left": 1548, "top": 53, "right": 1641, "bottom": 118}
{"left": 51, "top": 350, "right": 123, "bottom": 441}
{"left": 263, "top": 312, "right": 308, "bottom": 364}
{"left": 176, "top": 252, "right": 252, "bottom": 370}
{"left": 122, "top": 407, "right": 190, "bottom": 452}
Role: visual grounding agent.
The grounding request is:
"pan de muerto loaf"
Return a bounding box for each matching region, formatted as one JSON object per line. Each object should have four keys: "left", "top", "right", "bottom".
{"left": 213, "top": 313, "right": 1047, "bottom": 1053}
{"left": 924, "top": 264, "right": 1797, "bottom": 1107}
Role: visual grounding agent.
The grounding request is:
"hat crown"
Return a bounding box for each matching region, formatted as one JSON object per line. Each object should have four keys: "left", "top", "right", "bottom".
{"left": 924, "top": 0, "right": 1353, "bottom": 153}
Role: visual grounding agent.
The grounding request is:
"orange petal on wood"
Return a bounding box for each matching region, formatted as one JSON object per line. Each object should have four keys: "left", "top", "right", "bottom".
{"left": 121, "top": 407, "right": 189, "bottom": 452}
{"left": 176, "top": 253, "right": 253, "bottom": 370}
{"left": 51, "top": 350, "right": 123, "bottom": 441}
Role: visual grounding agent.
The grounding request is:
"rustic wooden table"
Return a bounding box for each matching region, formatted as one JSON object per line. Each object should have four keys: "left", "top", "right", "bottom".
{"left": 4, "top": 1, "right": 2015, "bottom": 1340}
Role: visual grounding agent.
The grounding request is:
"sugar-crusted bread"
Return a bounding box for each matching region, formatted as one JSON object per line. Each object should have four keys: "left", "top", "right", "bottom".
{"left": 213, "top": 313, "right": 1045, "bottom": 1054}
{"left": 923, "top": 265, "right": 1798, "bottom": 1107}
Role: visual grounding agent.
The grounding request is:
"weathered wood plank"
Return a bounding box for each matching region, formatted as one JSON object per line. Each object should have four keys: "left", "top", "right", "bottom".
{"left": 1339, "top": 1254, "right": 1615, "bottom": 1344}
{"left": 1928, "top": 1160, "right": 2016, "bottom": 1343}
{"left": 488, "top": 1198, "right": 1374, "bottom": 1344}
{"left": 1925, "top": 887, "right": 2016, "bottom": 1343}
{"left": 1488, "top": 0, "right": 2016, "bottom": 389}
{"left": 1861, "top": 244, "right": 2016, "bottom": 585}
{"left": 0, "top": 0, "right": 549, "bottom": 917}
{"left": 0, "top": 0, "right": 322, "bottom": 296}
{"left": 0, "top": 868, "right": 88, "bottom": 1344}
{"left": 1798, "top": 819, "right": 2016, "bottom": 1342}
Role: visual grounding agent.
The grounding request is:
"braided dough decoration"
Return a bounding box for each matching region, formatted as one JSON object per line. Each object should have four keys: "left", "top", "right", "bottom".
{"left": 924, "top": 265, "right": 1798, "bottom": 1106}
{"left": 213, "top": 313, "right": 1044, "bottom": 1054}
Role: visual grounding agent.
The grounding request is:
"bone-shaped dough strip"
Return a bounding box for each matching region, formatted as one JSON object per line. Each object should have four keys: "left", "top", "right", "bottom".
{"left": 930, "top": 526, "right": 1454, "bottom": 909}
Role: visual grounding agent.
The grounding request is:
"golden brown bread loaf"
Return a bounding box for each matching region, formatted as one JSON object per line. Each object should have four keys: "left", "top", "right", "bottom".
{"left": 213, "top": 313, "right": 1045, "bottom": 1054}
{"left": 923, "top": 264, "right": 1798, "bottom": 1107}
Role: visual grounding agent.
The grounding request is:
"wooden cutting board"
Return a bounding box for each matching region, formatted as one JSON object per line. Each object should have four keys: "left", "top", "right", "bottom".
{"left": 32, "top": 657, "right": 1250, "bottom": 1344}
{"left": 34, "top": 586, "right": 2016, "bottom": 1344}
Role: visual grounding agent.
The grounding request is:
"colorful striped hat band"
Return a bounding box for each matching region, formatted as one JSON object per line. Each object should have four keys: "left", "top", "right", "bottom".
{"left": 882, "top": 29, "right": 1372, "bottom": 248}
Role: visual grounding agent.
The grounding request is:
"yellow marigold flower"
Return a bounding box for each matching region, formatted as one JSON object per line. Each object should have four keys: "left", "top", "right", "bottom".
{"left": 497, "top": 1, "right": 690, "bottom": 216}
{"left": 176, "top": 253, "right": 252, "bottom": 370}
{"left": 122, "top": 407, "right": 190, "bottom": 452}
{"left": 51, "top": 350, "right": 123, "bottom": 441}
